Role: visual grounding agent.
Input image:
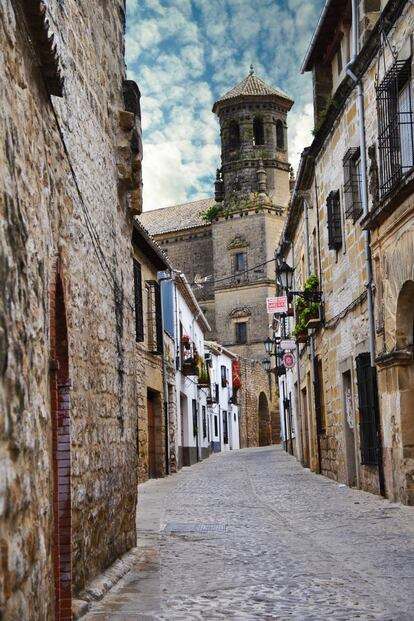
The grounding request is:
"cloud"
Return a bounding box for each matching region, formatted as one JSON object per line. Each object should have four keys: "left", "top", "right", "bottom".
{"left": 126, "top": 0, "right": 324, "bottom": 211}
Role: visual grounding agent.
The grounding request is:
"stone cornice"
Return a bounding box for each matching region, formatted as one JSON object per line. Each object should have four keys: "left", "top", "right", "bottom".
{"left": 376, "top": 348, "right": 413, "bottom": 369}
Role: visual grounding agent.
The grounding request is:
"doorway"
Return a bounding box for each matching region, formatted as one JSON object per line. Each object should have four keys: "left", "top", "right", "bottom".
{"left": 342, "top": 370, "right": 357, "bottom": 487}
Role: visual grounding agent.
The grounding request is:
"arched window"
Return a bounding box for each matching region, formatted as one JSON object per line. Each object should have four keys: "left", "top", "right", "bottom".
{"left": 228, "top": 120, "right": 240, "bottom": 149}
{"left": 253, "top": 117, "right": 264, "bottom": 145}
{"left": 276, "top": 119, "right": 285, "bottom": 150}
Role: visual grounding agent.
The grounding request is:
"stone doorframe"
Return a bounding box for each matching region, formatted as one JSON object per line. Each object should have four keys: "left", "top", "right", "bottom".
{"left": 50, "top": 258, "right": 72, "bottom": 621}
{"left": 339, "top": 357, "right": 359, "bottom": 489}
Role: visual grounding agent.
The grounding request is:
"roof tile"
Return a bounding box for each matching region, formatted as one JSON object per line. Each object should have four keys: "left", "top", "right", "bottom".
{"left": 139, "top": 197, "right": 215, "bottom": 235}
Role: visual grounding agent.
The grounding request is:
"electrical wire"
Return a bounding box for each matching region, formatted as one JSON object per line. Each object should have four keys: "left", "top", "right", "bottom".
{"left": 190, "top": 257, "right": 275, "bottom": 288}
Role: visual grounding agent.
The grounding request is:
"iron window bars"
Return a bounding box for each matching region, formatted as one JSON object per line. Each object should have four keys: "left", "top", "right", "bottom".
{"left": 356, "top": 353, "right": 380, "bottom": 465}
{"left": 343, "top": 147, "right": 363, "bottom": 221}
{"left": 326, "top": 190, "right": 342, "bottom": 250}
{"left": 376, "top": 58, "right": 414, "bottom": 198}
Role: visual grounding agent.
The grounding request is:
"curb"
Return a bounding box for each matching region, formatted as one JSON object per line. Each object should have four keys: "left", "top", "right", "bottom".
{"left": 73, "top": 547, "right": 143, "bottom": 619}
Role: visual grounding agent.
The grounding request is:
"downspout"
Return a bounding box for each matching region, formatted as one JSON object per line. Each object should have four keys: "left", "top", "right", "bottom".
{"left": 346, "top": 0, "right": 386, "bottom": 497}
{"left": 291, "top": 242, "right": 304, "bottom": 464}
{"left": 305, "top": 198, "right": 322, "bottom": 474}
{"left": 158, "top": 271, "right": 174, "bottom": 476}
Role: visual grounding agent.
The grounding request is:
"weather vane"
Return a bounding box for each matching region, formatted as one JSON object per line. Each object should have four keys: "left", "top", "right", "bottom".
{"left": 249, "top": 64, "right": 254, "bottom": 76}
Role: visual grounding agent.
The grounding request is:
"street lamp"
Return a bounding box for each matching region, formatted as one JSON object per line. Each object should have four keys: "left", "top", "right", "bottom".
{"left": 276, "top": 260, "right": 294, "bottom": 291}
{"left": 262, "top": 358, "right": 271, "bottom": 372}
{"left": 264, "top": 337, "right": 273, "bottom": 356}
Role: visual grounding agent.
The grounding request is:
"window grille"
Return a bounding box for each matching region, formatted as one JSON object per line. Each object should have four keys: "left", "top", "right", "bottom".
{"left": 133, "top": 259, "right": 144, "bottom": 342}
{"left": 376, "top": 58, "right": 414, "bottom": 197}
{"left": 326, "top": 190, "right": 342, "bottom": 250}
{"left": 343, "top": 148, "right": 363, "bottom": 220}
{"left": 147, "top": 280, "right": 163, "bottom": 355}
{"left": 355, "top": 353, "right": 379, "bottom": 465}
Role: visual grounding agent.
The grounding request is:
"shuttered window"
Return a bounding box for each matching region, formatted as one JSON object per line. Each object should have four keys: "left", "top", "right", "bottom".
{"left": 133, "top": 259, "right": 144, "bottom": 342}
{"left": 326, "top": 190, "right": 342, "bottom": 250}
{"left": 356, "top": 353, "right": 379, "bottom": 465}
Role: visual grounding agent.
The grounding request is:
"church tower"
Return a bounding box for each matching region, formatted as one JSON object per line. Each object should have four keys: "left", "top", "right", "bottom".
{"left": 211, "top": 68, "right": 293, "bottom": 360}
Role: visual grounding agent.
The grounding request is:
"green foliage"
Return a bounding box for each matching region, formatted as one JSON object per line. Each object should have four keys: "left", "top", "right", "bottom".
{"left": 293, "top": 275, "right": 321, "bottom": 337}
{"left": 304, "top": 274, "right": 319, "bottom": 292}
{"left": 200, "top": 204, "right": 222, "bottom": 222}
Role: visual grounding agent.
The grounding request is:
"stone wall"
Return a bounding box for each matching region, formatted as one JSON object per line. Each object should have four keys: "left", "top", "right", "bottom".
{"left": 239, "top": 359, "right": 279, "bottom": 448}
{"left": 0, "top": 0, "right": 140, "bottom": 617}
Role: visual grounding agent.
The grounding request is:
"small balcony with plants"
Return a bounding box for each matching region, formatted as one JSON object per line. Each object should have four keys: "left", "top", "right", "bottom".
{"left": 291, "top": 275, "right": 323, "bottom": 343}
{"left": 181, "top": 335, "right": 200, "bottom": 376}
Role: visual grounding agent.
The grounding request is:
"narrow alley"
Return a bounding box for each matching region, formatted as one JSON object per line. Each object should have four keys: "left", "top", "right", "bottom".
{"left": 83, "top": 447, "right": 414, "bottom": 621}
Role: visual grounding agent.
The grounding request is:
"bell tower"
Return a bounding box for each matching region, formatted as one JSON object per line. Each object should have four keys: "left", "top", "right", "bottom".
{"left": 210, "top": 69, "right": 294, "bottom": 360}
{"left": 212, "top": 66, "right": 293, "bottom": 210}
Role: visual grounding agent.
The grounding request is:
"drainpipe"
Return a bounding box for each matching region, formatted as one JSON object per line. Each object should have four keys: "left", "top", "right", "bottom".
{"left": 158, "top": 270, "right": 175, "bottom": 476}
{"left": 304, "top": 199, "right": 322, "bottom": 474}
{"left": 291, "top": 242, "right": 304, "bottom": 464}
{"left": 346, "top": 0, "right": 386, "bottom": 497}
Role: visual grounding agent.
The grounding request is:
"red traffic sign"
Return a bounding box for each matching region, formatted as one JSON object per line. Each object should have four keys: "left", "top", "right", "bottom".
{"left": 266, "top": 296, "right": 288, "bottom": 314}
{"left": 283, "top": 352, "right": 295, "bottom": 369}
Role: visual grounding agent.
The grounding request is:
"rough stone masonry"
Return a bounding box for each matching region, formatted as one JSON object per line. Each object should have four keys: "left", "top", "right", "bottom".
{"left": 0, "top": 1, "right": 142, "bottom": 619}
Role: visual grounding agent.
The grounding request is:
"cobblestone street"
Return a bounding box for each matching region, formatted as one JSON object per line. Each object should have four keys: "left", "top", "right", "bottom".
{"left": 83, "top": 447, "right": 414, "bottom": 620}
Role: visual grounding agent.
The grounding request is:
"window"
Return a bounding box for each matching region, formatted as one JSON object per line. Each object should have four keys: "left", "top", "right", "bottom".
{"left": 214, "top": 415, "right": 218, "bottom": 437}
{"left": 221, "top": 365, "right": 227, "bottom": 388}
{"left": 253, "top": 117, "right": 264, "bottom": 145}
{"left": 215, "top": 383, "right": 219, "bottom": 403}
{"left": 235, "top": 322, "right": 247, "bottom": 344}
{"left": 202, "top": 406, "right": 207, "bottom": 438}
{"left": 133, "top": 259, "right": 144, "bottom": 342}
{"left": 356, "top": 353, "right": 379, "bottom": 465}
{"left": 223, "top": 410, "right": 228, "bottom": 444}
{"left": 343, "top": 148, "right": 363, "bottom": 221}
{"left": 146, "top": 280, "right": 163, "bottom": 355}
{"left": 229, "top": 120, "right": 240, "bottom": 149}
{"left": 235, "top": 252, "right": 245, "bottom": 272}
{"left": 276, "top": 120, "right": 285, "bottom": 150}
{"left": 326, "top": 190, "right": 342, "bottom": 250}
{"left": 192, "top": 399, "right": 198, "bottom": 437}
{"left": 377, "top": 58, "right": 414, "bottom": 197}
{"left": 161, "top": 278, "right": 174, "bottom": 337}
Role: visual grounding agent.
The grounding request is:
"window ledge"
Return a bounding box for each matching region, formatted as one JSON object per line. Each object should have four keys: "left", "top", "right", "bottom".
{"left": 362, "top": 169, "right": 414, "bottom": 230}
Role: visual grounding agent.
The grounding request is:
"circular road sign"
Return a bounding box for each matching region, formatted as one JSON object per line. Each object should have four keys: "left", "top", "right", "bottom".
{"left": 283, "top": 352, "right": 295, "bottom": 369}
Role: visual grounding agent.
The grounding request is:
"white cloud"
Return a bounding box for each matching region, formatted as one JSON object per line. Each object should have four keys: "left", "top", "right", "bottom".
{"left": 127, "top": 0, "right": 324, "bottom": 211}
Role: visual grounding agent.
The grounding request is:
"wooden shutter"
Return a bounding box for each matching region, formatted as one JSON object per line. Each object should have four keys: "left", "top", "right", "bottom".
{"left": 313, "top": 356, "right": 324, "bottom": 434}
{"left": 327, "top": 190, "right": 342, "bottom": 250}
{"left": 133, "top": 259, "right": 144, "bottom": 342}
{"left": 356, "top": 352, "right": 379, "bottom": 465}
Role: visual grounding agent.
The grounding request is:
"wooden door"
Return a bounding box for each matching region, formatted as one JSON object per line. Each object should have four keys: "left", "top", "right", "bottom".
{"left": 148, "top": 397, "right": 156, "bottom": 478}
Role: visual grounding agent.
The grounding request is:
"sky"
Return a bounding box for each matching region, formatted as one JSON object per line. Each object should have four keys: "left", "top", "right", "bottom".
{"left": 125, "top": 0, "right": 325, "bottom": 212}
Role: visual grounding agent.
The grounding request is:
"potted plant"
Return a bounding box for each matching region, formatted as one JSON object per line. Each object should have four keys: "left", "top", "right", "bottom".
{"left": 292, "top": 319, "right": 308, "bottom": 343}
{"left": 182, "top": 334, "right": 191, "bottom": 350}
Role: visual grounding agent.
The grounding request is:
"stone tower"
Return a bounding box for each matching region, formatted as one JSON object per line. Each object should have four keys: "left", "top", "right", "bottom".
{"left": 211, "top": 69, "right": 293, "bottom": 360}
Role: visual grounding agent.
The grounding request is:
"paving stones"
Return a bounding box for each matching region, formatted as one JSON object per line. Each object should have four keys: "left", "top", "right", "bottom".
{"left": 82, "top": 447, "right": 414, "bottom": 620}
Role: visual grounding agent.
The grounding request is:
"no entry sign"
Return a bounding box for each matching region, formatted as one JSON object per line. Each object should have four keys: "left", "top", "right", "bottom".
{"left": 283, "top": 352, "right": 295, "bottom": 369}
{"left": 266, "top": 296, "right": 288, "bottom": 314}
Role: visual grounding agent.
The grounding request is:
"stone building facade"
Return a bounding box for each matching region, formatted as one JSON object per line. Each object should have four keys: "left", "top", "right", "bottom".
{"left": 277, "top": 0, "right": 414, "bottom": 504}
{"left": 0, "top": 1, "right": 142, "bottom": 619}
{"left": 140, "top": 72, "right": 294, "bottom": 447}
